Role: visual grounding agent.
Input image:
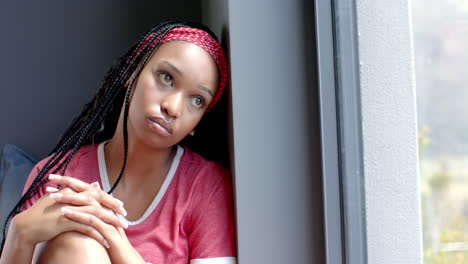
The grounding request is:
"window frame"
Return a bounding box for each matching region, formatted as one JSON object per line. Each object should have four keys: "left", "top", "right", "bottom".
{"left": 315, "top": 0, "right": 367, "bottom": 263}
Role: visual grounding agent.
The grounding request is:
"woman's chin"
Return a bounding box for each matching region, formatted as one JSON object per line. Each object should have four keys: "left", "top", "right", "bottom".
{"left": 136, "top": 132, "right": 178, "bottom": 151}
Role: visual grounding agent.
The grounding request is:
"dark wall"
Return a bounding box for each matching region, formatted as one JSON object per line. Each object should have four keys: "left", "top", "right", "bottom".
{"left": 0, "top": 1, "right": 202, "bottom": 159}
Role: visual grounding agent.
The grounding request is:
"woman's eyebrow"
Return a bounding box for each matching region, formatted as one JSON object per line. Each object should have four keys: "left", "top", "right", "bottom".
{"left": 160, "top": 60, "right": 213, "bottom": 98}
{"left": 161, "top": 61, "right": 183, "bottom": 76}
{"left": 198, "top": 85, "right": 214, "bottom": 98}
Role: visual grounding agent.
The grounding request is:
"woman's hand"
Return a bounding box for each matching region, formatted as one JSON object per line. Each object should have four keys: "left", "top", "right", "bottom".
{"left": 46, "top": 174, "right": 147, "bottom": 263}
{"left": 47, "top": 174, "right": 127, "bottom": 216}
{"left": 46, "top": 174, "right": 128, "bottom": 228}
{"left": 1, "top": 188, "right": 111, "bottom": 264}
{"left": 11, "top": 187, "right": 111, "bottom": 249}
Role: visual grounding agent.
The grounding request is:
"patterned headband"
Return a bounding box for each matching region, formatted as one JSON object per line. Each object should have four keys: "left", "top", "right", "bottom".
{"left": 134, "top": 27, "right": 228, "bottom": 111}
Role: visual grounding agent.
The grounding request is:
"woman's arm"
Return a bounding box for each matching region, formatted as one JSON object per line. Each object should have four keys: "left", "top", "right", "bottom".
{"left": 46, "top": 175, "right": 148, "bottom": 264}
{"left": 0, "top": 187, "right": 115, "bottom": 263}
{"left": 0, "top": 215, "right": 35, "bottom": 264}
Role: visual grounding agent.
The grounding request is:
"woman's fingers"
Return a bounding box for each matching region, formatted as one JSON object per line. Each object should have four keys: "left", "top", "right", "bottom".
{"left": 48, "top": 174, "right": 127, "bottom": 216}
{"left": 60, "top": 210, "right": 111, "bottom": 249}
{"left": 45, "top": 186, "right": 59, "bottom": 193}
{"left": 48, "top": 191, "right": 128, "bottom": 229}
{"left": 62, "top": 205, "right": 128, "bottom": 229}
{"left": 86, "top": 188, "right": 128, "bottom": 217}
{"left": 49, "top": 191, "right": 101, "bottom": 207}
{"left": 61, "top": 207, "right": 123, "bottom": 247}
{"left": 48, "top": 174, "right": 90, "bottom": 192}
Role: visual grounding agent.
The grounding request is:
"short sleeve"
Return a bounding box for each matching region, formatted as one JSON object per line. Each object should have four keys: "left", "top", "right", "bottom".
{"left": 21, "top": 145, "right": 97, "bottom": 211}
{"left": 22, "top": 159, "right": 50, "bottom": 210}
{"left": 188, "top": 164, "right": 237, "bottom": 264}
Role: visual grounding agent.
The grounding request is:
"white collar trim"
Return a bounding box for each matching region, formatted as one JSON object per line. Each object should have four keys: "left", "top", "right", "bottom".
{"left": 97, "top": 141, "right": 184, "bottom": 225}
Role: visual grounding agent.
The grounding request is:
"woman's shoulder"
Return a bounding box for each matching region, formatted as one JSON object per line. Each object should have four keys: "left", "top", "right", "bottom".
{"left": 22, "top": 143, "right": 101, "bottom": 204}
{"left": 33, "top": 143, "right": 100, "bottom": 172}
{"left": 179, "top": 146, "right": 228, "bottom": 174}
{"left": 178, "top": 145, "right": 230, "bottom": 187}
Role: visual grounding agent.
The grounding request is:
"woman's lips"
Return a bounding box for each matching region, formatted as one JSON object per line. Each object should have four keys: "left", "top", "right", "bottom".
{"left": 148, "top": 117, "right": 173, "bottom": 136}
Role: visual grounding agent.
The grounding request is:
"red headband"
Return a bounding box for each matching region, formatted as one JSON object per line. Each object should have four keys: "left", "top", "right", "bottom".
{"left": 134, "top": 27, "right": 228, "bottom": 111}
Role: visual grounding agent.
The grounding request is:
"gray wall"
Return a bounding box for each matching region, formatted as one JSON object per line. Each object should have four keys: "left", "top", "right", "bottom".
{"left": 356, "top": 0, "right": 423, "bottom": 263}
{"left": 0, "top": 1, "right": 201, "bottom": 159}
{"left": 203, "top": 0, "right": 325, "bottom": 262}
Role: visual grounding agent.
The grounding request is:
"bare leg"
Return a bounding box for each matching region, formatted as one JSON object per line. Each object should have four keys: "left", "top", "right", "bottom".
{"left": 34, "top": 232, "right": 111, "bottom": 264}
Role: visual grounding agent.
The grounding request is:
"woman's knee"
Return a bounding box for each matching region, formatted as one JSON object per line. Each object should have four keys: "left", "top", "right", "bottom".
{"left": 34, "top": 231, "right": 111, "bottom": 264}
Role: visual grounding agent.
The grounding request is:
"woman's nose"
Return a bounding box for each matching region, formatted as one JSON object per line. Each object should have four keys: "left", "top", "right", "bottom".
{"left": 161, "top": 91, "right": 184, "bottom": 118}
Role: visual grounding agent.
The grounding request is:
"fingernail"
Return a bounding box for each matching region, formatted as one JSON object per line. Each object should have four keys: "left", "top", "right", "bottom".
{"left": 120, "top": 206, "right": 128, "bottom": 217}
{"left": 50, "top": 193, "right": 63, "bottom": 199}
{"left": 115, "top": 198, "right": 124, "bottom": 207}
{"left": 61, "top": 207, "right": 73, "bottom": 215}
{"left": 49, "top": 174, "right": 62, "bottom": 180}
{"left": 103, "top": 239, "right": 110, "bottom": 249}
{"left": 119, "top": 216, "right": 129, "bottom": 229}
{"left": 91, "top": 182, "right": 101, "bottom": 189}
{"left": 46, "top": 186, "right": 59, "bottom": 193}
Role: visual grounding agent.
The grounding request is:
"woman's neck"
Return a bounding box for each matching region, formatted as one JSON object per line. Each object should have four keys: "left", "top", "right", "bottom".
{"left": 103, "top": 136, "right": 176, "bottom": 190}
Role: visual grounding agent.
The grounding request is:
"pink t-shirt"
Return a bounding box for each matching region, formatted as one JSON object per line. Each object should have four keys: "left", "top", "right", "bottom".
{"left": 23, "top": 142, "right": 237, "bottom": 264}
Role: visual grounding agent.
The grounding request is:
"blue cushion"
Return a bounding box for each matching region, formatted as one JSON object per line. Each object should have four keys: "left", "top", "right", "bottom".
{"left": 0, "top": 144, "right": 38, "bottom": 241}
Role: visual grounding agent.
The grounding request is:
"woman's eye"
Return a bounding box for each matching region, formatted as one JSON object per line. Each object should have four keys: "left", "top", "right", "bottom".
{"left": 158, "top": 72, "right": 173, "bottom": 87}
{"left": 190, "top": 96, "right": 205, "bottom": 109}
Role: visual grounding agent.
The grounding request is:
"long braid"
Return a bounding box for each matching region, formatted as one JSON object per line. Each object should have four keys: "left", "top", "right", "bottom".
{"left": 0, "top": 20, "right": 192, "bottom": 254}
{"left": 20, "top": 24, "right": 183, "bottom": 204}
{"left": 24, "top": 88, "right": 120, "bottom": 205}
{"left": 108, "top": 23, "right": 184, "bottom": 193}
{"left": 50, "top": 23, "right": 161, "bottom": 154}
{"left": 38, "top": 22, "right": 179, "bottom": 196}
{"left": 53, "top": 24, "right": 175, "bottom": 177}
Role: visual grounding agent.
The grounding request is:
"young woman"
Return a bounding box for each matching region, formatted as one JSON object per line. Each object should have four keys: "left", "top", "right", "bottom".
{"left": 0, "top": 20, "right": 236, "bottom": 264}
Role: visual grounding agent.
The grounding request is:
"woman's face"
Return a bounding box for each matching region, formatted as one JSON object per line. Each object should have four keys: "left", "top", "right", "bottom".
{"left": 127, "top": 40, "right": 219, "bottom": 149}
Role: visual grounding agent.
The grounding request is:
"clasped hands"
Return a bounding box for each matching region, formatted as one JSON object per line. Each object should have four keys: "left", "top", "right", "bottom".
{"left": 12, "top": 174, "right": 145, "bottom": 263}
{"left": 45, "top": 174, "right": 128, "bottom": 248}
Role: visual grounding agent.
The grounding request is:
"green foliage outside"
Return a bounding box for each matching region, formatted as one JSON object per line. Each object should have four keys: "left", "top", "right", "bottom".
{"left": 413, "top": 0, "right": 468, "bottom": 262}
{"left": 419, "top": 128, "right": 468, "bottom": 264}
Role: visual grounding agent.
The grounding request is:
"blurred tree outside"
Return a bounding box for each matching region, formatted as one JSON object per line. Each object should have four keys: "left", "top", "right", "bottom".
{"left": 413, "top": 0, "right": 468, "bottom": 263}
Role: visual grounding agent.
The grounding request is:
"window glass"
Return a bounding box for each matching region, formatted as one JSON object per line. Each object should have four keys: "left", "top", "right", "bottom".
{"left": 412, "top": 0, "right": 468, "bottom": 263}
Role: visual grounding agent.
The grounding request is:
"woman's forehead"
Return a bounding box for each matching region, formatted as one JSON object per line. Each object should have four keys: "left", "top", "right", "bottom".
{"left": 154, "top": 41, "right": 213, "bottom": 61}
{"left": 148, "top": 41, "right": 219, "bottom": 90}
{"left": 152, "top": 42, "right": 217, "bottom": 74}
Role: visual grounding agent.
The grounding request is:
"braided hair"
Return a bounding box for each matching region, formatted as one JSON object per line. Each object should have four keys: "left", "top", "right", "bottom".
{"left": 0, "top": 20, "right": 222, "bottom": 253}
